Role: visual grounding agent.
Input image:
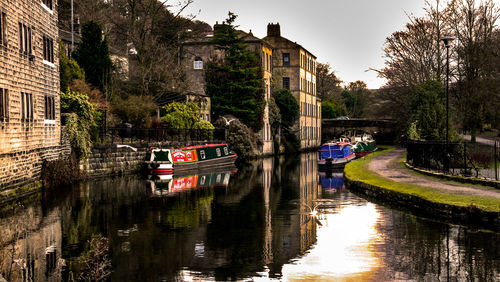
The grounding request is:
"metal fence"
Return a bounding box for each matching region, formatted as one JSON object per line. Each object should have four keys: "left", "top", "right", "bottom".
{"left": 406, "top": 140, "right": 500, "bottom": 181}
{"left": 92, "top": 127, "right": 227, "bottom": 145}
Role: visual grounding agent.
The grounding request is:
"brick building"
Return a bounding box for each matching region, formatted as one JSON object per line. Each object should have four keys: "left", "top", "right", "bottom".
{"left": 181, "top": 25, "right": 275, "bottom": 154}
{"left": 0, "top": 0, "right": 61, "bottom": 190}
{"left": 264, "top": 23, "right": 321, "bottom": 149}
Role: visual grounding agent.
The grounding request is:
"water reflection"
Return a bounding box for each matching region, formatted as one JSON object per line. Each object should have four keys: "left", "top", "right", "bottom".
{"left": 0, "top": 153, "right": 499, "bottom": 281}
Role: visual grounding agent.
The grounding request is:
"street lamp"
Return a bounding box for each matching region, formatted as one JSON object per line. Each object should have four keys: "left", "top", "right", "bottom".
{"left": 441, "top": 36, "right": 454, "bottom": 172}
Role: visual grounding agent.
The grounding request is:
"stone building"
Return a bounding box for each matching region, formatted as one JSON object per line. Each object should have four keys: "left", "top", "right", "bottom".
{"left": 264, "top": 23, "right": 321, "bottom": 149}
{"left": 0, "top": 0, "right": 61, "bottom": 190}
{"left": 181, "top": 25, "right": 274, "bottom": 154}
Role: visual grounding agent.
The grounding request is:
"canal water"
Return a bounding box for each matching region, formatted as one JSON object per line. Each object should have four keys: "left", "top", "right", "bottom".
{"left": 1, "top": 152, "right": 500, "bottom": 281}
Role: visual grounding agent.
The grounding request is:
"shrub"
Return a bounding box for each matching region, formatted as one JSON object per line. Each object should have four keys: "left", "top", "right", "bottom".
{"left": 111, "top": 95, "right": 157, "bottom": 127}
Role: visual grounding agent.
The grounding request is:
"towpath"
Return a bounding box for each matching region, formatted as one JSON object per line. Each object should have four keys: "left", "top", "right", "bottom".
{"left": 368, "top": 148, "right": 500, "bottom": 199}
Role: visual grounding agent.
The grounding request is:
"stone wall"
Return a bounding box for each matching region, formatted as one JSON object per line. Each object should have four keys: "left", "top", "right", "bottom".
{"left": 80, "top": 144, "right": 152, "bottom": 178}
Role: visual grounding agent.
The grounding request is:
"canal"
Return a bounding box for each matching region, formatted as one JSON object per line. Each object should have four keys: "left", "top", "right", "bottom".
{"left": 1, "top": 152, "right": 499, "bottom": 281}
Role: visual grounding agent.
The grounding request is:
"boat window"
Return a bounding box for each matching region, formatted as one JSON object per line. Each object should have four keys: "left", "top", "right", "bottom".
{"left": 224, "top": 147, "right": 228, "bottom": 155}
{"left": 200, "top": 150, "right": 206, "bottom": 159}
{"left": 200, "top": 176, "right": 206, "bottom": 185}
{"left": 216, "top": 148, "right": 221, "bottom": 157}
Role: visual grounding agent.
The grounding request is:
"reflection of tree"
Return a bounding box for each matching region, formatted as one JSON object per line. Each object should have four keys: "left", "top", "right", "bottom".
{"left": 373, "top": 209, "right": 500, "bottom": 280}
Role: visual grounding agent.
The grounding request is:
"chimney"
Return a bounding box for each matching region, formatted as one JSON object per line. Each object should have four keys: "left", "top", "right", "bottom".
{"left": 267, "top": 23, "right": 280, "bottom": 37}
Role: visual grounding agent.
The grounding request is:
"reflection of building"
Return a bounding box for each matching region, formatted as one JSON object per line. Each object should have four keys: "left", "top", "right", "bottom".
{"left": 181, "top": 25, "right": 274, "bottom": 154}
{"left": 0, "top": 207, "right": 62, "bottom": 281}
{"left": 264, "top": 24, "right": 321, "bottom": 149}
{"left": 0, "top": 0, "right": 62, "bottom": 190}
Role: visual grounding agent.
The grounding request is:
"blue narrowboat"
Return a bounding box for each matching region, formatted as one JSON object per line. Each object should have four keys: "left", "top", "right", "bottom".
{"left": 318, "top": 142, "right": 356, "bottom": 170}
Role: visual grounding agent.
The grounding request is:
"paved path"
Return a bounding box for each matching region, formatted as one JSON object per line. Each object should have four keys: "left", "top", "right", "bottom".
{"left": 460, "top": 134, "right": 498, "bottom": 146}
{"left": 368, "top": 148, "right": 500, "bottom": 198}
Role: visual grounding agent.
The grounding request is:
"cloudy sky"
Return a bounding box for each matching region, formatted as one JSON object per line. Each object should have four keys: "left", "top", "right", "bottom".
{"left": 182, "top": 0, "right": 500, "bottom": 89}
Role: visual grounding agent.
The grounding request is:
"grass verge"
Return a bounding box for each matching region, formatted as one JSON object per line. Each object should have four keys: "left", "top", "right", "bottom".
{"left": 344, "top": 147, "right": 500, "bottom": 213}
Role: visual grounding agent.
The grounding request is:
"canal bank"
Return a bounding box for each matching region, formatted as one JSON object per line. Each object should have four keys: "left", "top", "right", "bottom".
{"left": 344, "top": 147, "right": 500, "bottom": 231}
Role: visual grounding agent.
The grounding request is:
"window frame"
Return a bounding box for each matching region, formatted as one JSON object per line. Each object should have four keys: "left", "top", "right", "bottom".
{"left": 0, "top": 88, "right": 8, "bottom": 121}
{"left": 0, "top": 12, "right": 7, "bottom": 47}
{"left": 282, "top": 53, "right": 290, "bottom": 67}
{"left": 21, "top": 92, "right": 33, "bottom": 122}
{"left": 193, "top": 57, "right": 203, "bottom": 70}
{"left": 282, "top": 77, "right": 290, "bottom": 90}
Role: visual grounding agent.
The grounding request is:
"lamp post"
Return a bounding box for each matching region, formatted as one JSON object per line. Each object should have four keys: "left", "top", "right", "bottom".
{"left": 441, "top": 36, "right": 454, "bottom": 172}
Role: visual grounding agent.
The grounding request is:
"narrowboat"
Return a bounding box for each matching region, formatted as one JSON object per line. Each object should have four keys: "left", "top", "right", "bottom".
{"left": 352, "top": 134, "right": 377, "bottom": 158}
{"left": 318, "top": 142, "right": 356, "bottom": 170}
{"left": 146, "top": 144, "right": 237, "bottom": 175}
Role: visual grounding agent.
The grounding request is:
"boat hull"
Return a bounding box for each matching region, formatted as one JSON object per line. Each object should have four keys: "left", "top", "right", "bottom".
{"left": 174, "top": 154, "right": 238, "bottom": 172}
{"left": 318, "top": 154, "right": 356, "bottom": 170}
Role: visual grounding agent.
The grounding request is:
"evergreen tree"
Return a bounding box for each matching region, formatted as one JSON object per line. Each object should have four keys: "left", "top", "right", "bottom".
{"left": 205, "top": 12, "right": 265, "bottom": 130}
{"left": 73, "top": 21, "right": 113, "bottom": 93}
{"left": 273, "top": 89, "right": 299, "bottom": 129}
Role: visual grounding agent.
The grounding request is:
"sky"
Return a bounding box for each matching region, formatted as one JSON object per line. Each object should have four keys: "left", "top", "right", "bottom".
{"left": 180, "top": 0, "right": 432, "bottom": 89}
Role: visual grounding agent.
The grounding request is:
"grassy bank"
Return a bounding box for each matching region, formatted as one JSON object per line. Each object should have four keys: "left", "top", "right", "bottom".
{"left": 344, "top": 147, "right": 500, "bottom": 213}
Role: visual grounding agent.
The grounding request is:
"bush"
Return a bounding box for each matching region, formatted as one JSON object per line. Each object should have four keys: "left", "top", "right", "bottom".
{"left": 41, "top": 157, "right": 84, "bottom": 188}
{"left": 111, "top": 95, "right": 157, "bottom": 127}
{"left": 160, "top": 101, "right": 200, "bottom": 129}
{"left": 215, "top": 116, "right": 259, "bottom": 160}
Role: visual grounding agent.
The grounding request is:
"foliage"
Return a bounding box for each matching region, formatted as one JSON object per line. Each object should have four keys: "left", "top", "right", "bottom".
{"left": 321, "top": 98, "right": 345, "bottom": 119}
{"left": 107, "top": 0, "right": 200, "bottom": 102}
{"left": 61, "top": 90, "right": 100, "bottom": 159}
{"left": 205, "top": 12, "right": 265, "bottom": 130}
{"left": 63, "top": 113, "right": 93, "bottom": 159}
{"left": 378, "top": 0, "right": 500, "bottom": 141}
{"left": 161, "top": 101, "right": 201, "bottom": 129}
{"left": 316, "top": 62, "right": 343, "bottom": 100}
{"left": 342, "top": 81, "right": 368, "bottom": 118}
{"left": 111, "top": 95, "right": 157, "bottom": 127}
{"left": 73, "top": 21, "right": 113, "bottom": 93}
{"left": 214, "top": 116, "right": 259, "bottom": 160}
{"left": 268, "top": 96, "right": 281, "bottom": 134}
{"left": 272, "top": 89, "right": 299, "bottom": 129}
{"left": 407, "top": 121, "right": 421, "bottom": 140}
{"left": 41, "top": 157, "right": 84, "bottom": 188}
{"left": 193, "top": 120, "right": 215, "bottom": 130}
{"left": 70, "top": 79, "right": 110, "bottom": 110}
{"left": 76, "top": 234, "right": 112, "bottom": 281}
{"left": 59, "top": 40, "right": 85, "bottom": 92}
{"left": 409, "top": 80, "right": 448, "bottom": 140}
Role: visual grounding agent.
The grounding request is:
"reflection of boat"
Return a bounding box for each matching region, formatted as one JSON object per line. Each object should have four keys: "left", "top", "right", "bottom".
{"left": 148, "top": 170, "right": 234, "bottom": 197}
{"left": 352, "top": 134, "right": 377, "bottom": 158}
{"left": 318, "top": 142, "right": 356, "bottom": 170}
{"left": 318, "top": 171, "right": 345, "bottom": 190}
{"left": 146, "top": 144, "right": 237, "bottom": 175}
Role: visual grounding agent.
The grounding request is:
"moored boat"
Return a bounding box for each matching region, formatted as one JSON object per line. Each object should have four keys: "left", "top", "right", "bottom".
{"left": 352, "top": 134, "right": 377, "bottom": 158}
{"left": 318, "top": 142, "right": 356, "bottom": 170}
{"left": 146, "top": 144, "right": 237, "bottom": 175}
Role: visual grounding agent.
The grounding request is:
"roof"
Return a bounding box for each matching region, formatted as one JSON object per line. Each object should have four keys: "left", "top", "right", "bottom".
{"left": 263, "top": 34, "right": 317, "bottom": 59}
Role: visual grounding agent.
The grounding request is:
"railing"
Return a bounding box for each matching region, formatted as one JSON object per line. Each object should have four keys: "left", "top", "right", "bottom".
{"left": 92, "top": 127, "right": 226, "bottom": 145}
{"left": 406, "top": 140, "right": 499, "bottom": 181}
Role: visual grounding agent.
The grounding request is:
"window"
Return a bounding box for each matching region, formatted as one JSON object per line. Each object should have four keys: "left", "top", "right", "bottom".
{"left": 44, "top": 95, "right": 55, "bottom": 120}
{"left": 216, "top": 148, "right": 221, "bottom": 157}
{"left": 21, "top": 92, "right": 33, "bottom": 122}
{"left": 0, "top": 12, "right": 6, "bottom": 46}
{"left": 283, "top": 53, "right": 290, "bottom": 66}
{"left": 200, "top": 150, "right": 206, "bottom": 159}
{"left": 0, "top": 88, "right": 8, "bottom": 121}
{"left": 18, "top": 23, "right": 31, "bottom": 55}
{"left": 193, "top": 57, "right": 203, "bottom": 69}
{"left": 224, "top": 146, "right": 228, "bottom": 155}
{"left": 42, "top": 0, "right": 53, "bottom": 10}
{"left": 282, "top": 77, "right": 290, "bottom": 90}
{"left": 43, "top": 35, "right": 54, "bottom": 63}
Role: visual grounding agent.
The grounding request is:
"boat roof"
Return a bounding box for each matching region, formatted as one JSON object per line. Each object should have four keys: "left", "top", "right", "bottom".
{"left": 176, "top": 144, "right": 228, "bottom": 150}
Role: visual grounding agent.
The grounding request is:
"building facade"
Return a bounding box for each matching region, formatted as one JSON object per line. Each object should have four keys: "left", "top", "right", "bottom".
{"left": 264, "top": 23, "right": 321, "bottom": 149}
{"left": 0, "top": 0, "right": 61, "bottom": 190}
{"left": 181, "top": 26, "right": 275, "bottom": 154}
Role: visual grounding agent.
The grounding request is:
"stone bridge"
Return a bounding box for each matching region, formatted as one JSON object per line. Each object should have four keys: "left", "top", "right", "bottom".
{"left": 321, "top": 119, "right": 397, "bottom": 144}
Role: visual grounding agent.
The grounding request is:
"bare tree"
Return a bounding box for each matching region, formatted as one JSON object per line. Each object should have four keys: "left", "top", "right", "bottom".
{"left": 445, "top": 0, "right": 500, "bottom": 141}
{"left": 316, "top": 62, "right": 342, "bottom": 101}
